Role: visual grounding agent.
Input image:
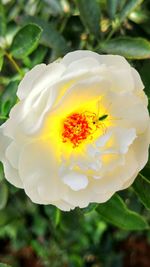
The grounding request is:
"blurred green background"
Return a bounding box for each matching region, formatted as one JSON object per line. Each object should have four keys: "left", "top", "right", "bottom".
{"left": 0, "top": 0, "right": 150, "bottom": 266}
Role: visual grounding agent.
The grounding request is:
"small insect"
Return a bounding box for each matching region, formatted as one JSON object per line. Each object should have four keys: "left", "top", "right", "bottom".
{"left": 82, "top": 110, "right": 108, "bottom": 136}
{"left": 93, "top": 114, "right": 108, "bottom": 124}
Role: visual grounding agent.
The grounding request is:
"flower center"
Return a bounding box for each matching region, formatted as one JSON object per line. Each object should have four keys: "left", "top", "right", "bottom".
{"left": 62, "top": 112, "right": 108, "bottom": 147}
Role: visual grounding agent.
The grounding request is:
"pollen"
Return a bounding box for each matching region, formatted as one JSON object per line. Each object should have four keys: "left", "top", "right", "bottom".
{"left": 62, "top": 113, "right": 92, "bottom": 147}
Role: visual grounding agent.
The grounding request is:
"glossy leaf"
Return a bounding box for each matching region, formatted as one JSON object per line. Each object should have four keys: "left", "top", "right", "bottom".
{"left": 0, "top": 2, "right": 6, "bottom": 37}
{"left": 0, "top": 81, "right": 18, "bottom": 117}
{"left": 11, "top": 23, "right": 42, "bottom": 59}
{"left": 96, "top": 194, "right": 149, "bottom": 230}
{"left": 100, "top": 37, "right": 150, "bottom": 59}
{"left": 107, "top": 0, "right": 119, "bottom": 19}
{"left": 43, "top": 0, "right": 63, "bottom": 15}
{"left": 82, "top": 203, "right": 98, "bottom": 214}
{"left": 21, "top": 16, "right": 69, "bottom": 56}
{"left": 76, "top": 0, "right": 101, "bottom": 36}
{"left": 133, "top": 173, "right": 150, "bottom": 210}
{"left": 119, "top": 0, "right": 144, "bottom": 22}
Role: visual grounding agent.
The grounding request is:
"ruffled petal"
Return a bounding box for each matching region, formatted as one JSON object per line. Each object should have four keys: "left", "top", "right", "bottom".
{"left": 62, "top": 171, "right": 88, "bottom": 191}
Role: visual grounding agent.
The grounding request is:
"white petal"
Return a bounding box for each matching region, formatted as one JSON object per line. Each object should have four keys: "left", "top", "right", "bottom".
{"left": 108, "top": 67, "right": 134, "bottom": 92}
{"left": 17, "top": 64, "right": 46, "bottom": 100}
{"left": 121, "top": 171, "right": 139, "bottom": 190}
{"left": 62, "top": 51, "right": 129, "bottom": 69}
{"left": 132, "top": 123, "right": 150, "bottom": 170}
{"left": 131, "top": 67, "right": 144, "bottom": 91}
{"left": 109, "top": 91, "right": 149, "bottom": 134}
{"left": 0, "top": 128, "right": 23, "bottom": 188}
{"left": 18, "top": 139, "right": 66, "bottom": 203}
{"left": 109, "top": 128, "right": 136, "bottom": 154}
{"left": 17, "top": 62, "right": 65, "bottom": 100}
{"left": 99, "top": 127, "right": 136, "bottom": 155}
{"left": 5, "top": 141, "right": 20, "bottom": 168}
{"left": 63, "top": 57, "right": 100, "bottom": 75}
{"left": 52, "top": 200, "right": 75, "bottom": 211}
{"left": 52, "top": 75, "right": 110, "bottom": 116}
{"left": 95, "top": 131, "right": 112, "bottom": 147}
{"left": 91, "top": 149, "right": 138, "bottom": 195}
{"left": 62, "top": 171, "right": 88, "bottom": 191}
{"left": 63, "top": 187, "right": 94, "bottom": 208}
{"left": 2, "top": 160, "right": 23, "bottom": 188}
{"left": 62, "top": 50, "right": 100, "bottom": 66}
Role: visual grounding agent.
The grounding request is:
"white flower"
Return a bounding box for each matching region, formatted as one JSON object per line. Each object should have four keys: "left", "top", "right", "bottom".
{"left": 0, "top": 50, "right": 150, "bottom": 211}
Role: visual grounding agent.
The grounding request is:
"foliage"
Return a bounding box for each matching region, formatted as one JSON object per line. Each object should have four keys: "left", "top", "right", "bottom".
{"left": 0, "top": 0, "right": 150, "bottom": 266}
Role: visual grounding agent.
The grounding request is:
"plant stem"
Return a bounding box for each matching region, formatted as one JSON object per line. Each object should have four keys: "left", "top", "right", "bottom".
{"left": 106, "top": 28, "right": 116, "bottom": 41}
{"left": 5, "top": 52, "right": 24, "bottom": 77}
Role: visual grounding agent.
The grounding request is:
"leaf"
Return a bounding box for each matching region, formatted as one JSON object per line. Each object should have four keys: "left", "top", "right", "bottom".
{"left": 43, "top": 0, "right": 63, "bottom": 15}
{"left": 132, "top": 173, "right": 150, "bottom": 210}
{"left": 10, "top": 23, "right": 42, "bottom": 59}
{"left": 129, "top": 10, "right": 149, "bottom": 24}
{"left": 20, "top": 16, "right": 69, "bottom": 56}
{"left": 100, "top": 37, "right": 150, "bottom": 59}
{"left": 44, "top": 206, "right": 61, "bottom": 227}
{"left": 0, "top": 182, "right": 8, "bottom": 210}
{"left": 0, "top": 2, "right": 6, "bottom": 37}
{"left": 76, "top": 0, "right": 101, "bottom": 36}
{"left": 0, "top": 81, "right": 18, "bottom": 117}
{"left": 82, "top": 203, "right": 98, "bottom": 214}
{"left": 30, "top": 46, "right": 48, "bottom": 67}
{"left": 0, "top": 48, "right": 4, "bottom": 70}
{"left": 107, "top": 0, "right": 119, "bottom": 19}
{"left": 119, "top": 0, "right": 144, "bottom": 22}
{"left": 96, "top": 194, "right": 149, "bottom": 230}
{"left": 0, "top": 163, "right": 4, "bottom": 183}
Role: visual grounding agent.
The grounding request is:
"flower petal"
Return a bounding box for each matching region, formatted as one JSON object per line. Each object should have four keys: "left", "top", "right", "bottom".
{"left": 17, "top": 64, "right": 46, "bottom": 100}
{"left": 0, "top": 128, "right": 23, "bottom": 188}
{"left": 62, "top": 171, "right": 88, "bottom": 191}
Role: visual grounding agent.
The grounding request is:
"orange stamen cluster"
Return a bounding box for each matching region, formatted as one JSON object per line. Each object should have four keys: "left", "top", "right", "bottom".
{"left": 62, "top": 113, "right": 92, "bottom": 147}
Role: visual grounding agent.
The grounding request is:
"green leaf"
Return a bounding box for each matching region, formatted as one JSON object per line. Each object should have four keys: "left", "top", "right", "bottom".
{"left": 0, "top": 55, "right": 3, "bottom": 70}
{"left": 10, "top": 23, "right": 42, "bottom": 59}
{"left": 20, "top": 16, "right": 69, "bottom": 56}
{"left": 0, "top": 2, "right": 6, "bottom": 37}
{"left": 0, "top": 48, "right": 4, "bottom": 70}
{"left": 0, "top": 81, "right": 18, "bottom": 117}
{"left": 129, "top": 10, "right": 149, "bottom": 24}
{"left": 0, "top": 163, "right": 4, "bottom": 182}
{"left": 82, "top": 203, "right": 98, "bottom": 214}
{"left": 107, "top": 0, "right": 119, "bottom": 19}
{"left": 43, "top": 0, "right": 63, "bottom": 15}
{"left": 44, "top": 206, "right": 61, "bottom": 227}
{"left": 76, "top": 0, "right": 101, "bottom": 36}
{"left": 0, "top": 182, "right": 8, "bottom": 210}
{"left": 100, "top": 37, "right": 150, "bottom": 59}
{"left": 133, "top": 173, "right": 150, "bottom": 210}
{"left": 29, "top": 46, "right": 48, "bottom": 68}
{"left": 96, "top": 194, "right": 149, "bottom": 230}
{"left": 119, "top": 0, "right": 144, "bottom": 22}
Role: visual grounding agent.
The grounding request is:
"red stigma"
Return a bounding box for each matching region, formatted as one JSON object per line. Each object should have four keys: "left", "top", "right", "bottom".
{"left": 62, "top": 113, "right": 91, "bottom": 147}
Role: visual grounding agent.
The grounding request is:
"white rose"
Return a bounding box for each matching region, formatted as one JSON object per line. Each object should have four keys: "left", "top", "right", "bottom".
{"left": 0, "top": 50, "right": 150, "bottom": 211}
